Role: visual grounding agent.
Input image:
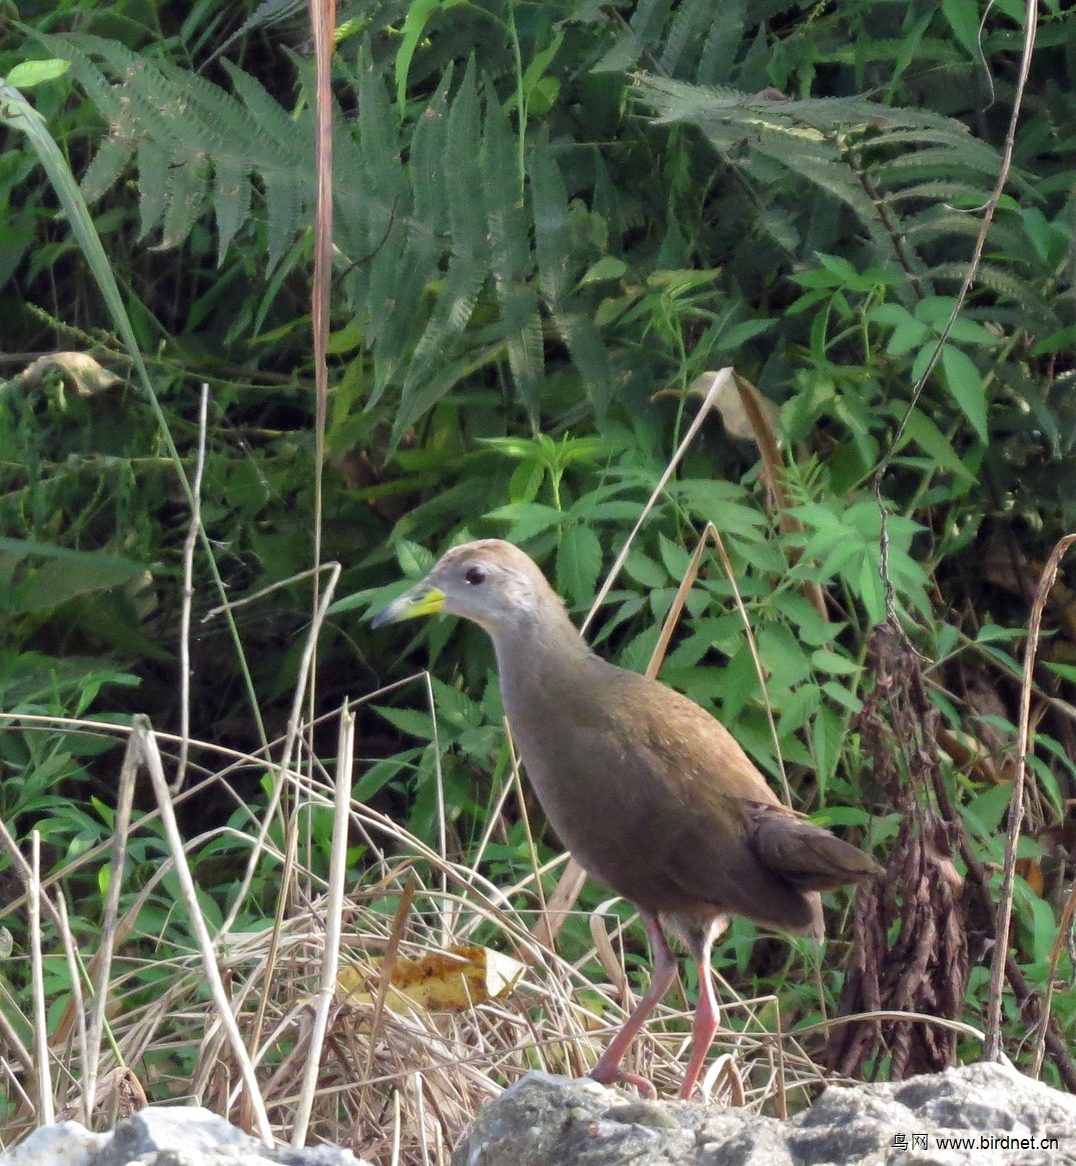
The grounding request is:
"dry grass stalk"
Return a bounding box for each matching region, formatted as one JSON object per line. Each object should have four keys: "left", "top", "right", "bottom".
{"left": 0, "top": 708, "right": 845, "bottom": 1162}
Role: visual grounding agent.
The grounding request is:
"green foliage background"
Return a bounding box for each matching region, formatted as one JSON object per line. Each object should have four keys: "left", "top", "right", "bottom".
{"left": 2, "top": 0, "right": 1075, "bottom": 1107}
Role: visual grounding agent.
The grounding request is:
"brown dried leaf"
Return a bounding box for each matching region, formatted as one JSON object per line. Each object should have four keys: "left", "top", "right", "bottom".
{"left": 57, "top": 1066, "right": 147, "bottom": 1126}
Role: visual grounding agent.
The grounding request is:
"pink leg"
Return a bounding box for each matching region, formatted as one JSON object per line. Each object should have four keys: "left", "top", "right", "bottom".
{"left": 589, "top": 913, "right": 676, "bottom": 1097}
{"left": 678, "top": 941, "right": 720, "bottom": 1100}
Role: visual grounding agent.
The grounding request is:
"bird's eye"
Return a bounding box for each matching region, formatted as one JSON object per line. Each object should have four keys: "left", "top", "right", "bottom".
{"left": 464, "top": 565, "right": 487, "bottom": 586}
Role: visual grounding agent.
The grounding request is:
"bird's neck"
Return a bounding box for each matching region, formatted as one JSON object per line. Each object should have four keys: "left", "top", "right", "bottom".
{"left": 488, "top": 605, "right": 595, "bottom": 715}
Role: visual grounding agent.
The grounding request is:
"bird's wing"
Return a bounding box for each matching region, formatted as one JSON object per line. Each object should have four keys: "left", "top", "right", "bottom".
{"left": 743, "top": 801, "right": 881, "bottom": 889}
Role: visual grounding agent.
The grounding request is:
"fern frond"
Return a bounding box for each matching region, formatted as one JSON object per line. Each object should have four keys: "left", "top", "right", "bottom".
{"left": 212, "top": 154, "right": 252, "bottom": 264}
{"left": 529, "top": 133, "right": 572, "bottom": 303}
{"left": 39, "top": 32, "right": 626, "bottom": 426}
{"left": 135, "top": 138, "right": 168, "bottom": 242}
{"left": 80, "top": 135, "right": 133, "bottom": 205}
{"left": 481, "top": 91, "right": 541, "bottom": 416}
{"left": 927, "top": 262, "right": 1057, "bottom": 323}
{"left": 159, "top": 153, "right": 210, "bottom": 250}
{"left": 40, "top": 32, "right": 313, "bottom": 266}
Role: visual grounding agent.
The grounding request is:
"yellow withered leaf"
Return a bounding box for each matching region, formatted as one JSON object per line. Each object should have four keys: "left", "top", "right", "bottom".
{"left": 15, "top": 352, "right": 122, "bottom": 397}
{"left": 336, "top": 945, "right": 525, "bottom": 1014}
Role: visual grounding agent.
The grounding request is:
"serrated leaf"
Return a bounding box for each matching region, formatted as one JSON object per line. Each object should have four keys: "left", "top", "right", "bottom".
{"left": 485, "top": 502, "right": 565, "bottom": 542}
{"left": 940, "top": 344, "right": 988, "bottom": 442}
{"left": 556, "top": 525, "right": 602, "bottom": 606}
{"left": 395, "top": 540, "right": 436, "bottom": 578}
{"left": 374, "top": 705, "right": 436, "bottom": 741}
{"left": 941, "top": 0, "right": 983, "bottom": 59}
{"left": 896, "top": 407, "right": 975, "bottom": 482}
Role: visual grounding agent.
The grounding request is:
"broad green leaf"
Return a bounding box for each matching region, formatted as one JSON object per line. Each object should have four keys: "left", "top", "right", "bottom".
{"left": 810, "top": 649, "right": 861, "bottom": 676}
{"left": 858, "top": 553, "right": 886, "bottom": 624}
{"left": 374, "top": 705, "right": 436, "bottom": 741}
{"left": 895, "top": 407, "right": 975, "bottom": 481}
{"left": 2, "top": 543, "right": 146, "bottom": 614}
{"left": 7, "top": 58, "right": 70, "bottom": 87}
{"left": 821, "top": 681, "right": 862, "bottom": 714}
{"left": 623, "top": 550, "right": 667, "bottom": 589}
{"left": 940, "top": 343, "right": 988, "bottom": 442}
{"left": 811, "top": 704, "right": 843, "bottom": 797}
{"left": 485, "top": 502, "right": 565, "bottom": 542}
{"left": 870, "top": 303, "right": 928, "bottom": 355}
{"left": 758, "top": 623, "right": 812, "bottom": 688}
{"left": 557, "top": 525, "right": 603, "bottom": 607}
{"left": 941, "top": 0, "right": 984, "bottom": 59}
{"left": 580, "top": 256, "right": 628, "bottom": 284}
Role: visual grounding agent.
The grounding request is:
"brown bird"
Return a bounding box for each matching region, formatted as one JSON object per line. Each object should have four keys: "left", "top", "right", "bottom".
{"left": 371, "top": 539, "right": 879, "bottom": 1099}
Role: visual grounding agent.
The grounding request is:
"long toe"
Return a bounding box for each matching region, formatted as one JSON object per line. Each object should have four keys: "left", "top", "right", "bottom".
{"left": 588, "top": 1066, "right": 658, "bottom": 1099}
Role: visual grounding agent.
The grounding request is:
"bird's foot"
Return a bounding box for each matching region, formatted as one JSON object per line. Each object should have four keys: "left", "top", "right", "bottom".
{"left": 587, "top": 1066, "right": 657, "bottom": 1099}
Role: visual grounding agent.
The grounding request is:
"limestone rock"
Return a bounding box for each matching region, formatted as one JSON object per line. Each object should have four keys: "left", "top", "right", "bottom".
{"left": 0, "top": 1106, "right": 371, "bottom": 1166}
{"left": 452, "top": 1062, "right": 1076, "bottom": 1166}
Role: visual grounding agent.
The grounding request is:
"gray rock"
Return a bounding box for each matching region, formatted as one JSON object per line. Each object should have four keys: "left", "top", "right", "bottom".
{"left": 5, "top": 1063, "right": 1074, "bottom": 1166}
{"left": 1, "top": 1107, "right": 371, "bottom": 1166}
{"left": 0, "top": 1121, "right": 105, "bottom": 1166}
{"left": 452, "top": 1062, "right": 1076, "bottom": 1166}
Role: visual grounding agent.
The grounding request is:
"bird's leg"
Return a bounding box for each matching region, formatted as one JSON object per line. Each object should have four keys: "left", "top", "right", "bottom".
{"left": 678, "top": 922, "right": 724, "bottom": 1101}
{"left": 588, "top": 912, "right": 676, "bottom": 1097}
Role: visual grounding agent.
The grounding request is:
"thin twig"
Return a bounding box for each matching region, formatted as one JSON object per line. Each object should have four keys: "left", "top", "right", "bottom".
{"left": 581, "top": 367, "right": 734, "bottom": 636}
{"left": 136, "top": 715, "right": 274, "bottom": 1145}
{"left": 176, "top": 382, "right": 209, "bottom": 793}
{"left": 873, "top": 0, "right": 1037, "bottom": 628}
{"left": 1031, "top": 875, "right": 1076, "bottom": 1077}
{"left": 423, "top": 670, "right": 449, "bottom": 934}
{"left": 708, "top": 524, "right": 792, "bottom": 806}
{"left": 54, "top": 894, "right": 89, "bottom": 1125}
{"left": 985, "top": 533, "right": 1076, "bottom": 1062}
{"left": 796, "top": 1008, "right": 1007, "bottom": 1055}
{"left": 221, "top": 561, "right": 341, "bottom": 939}
{"left": 28, "top": 832, "right": 53, "bottom": 1125}
{"left": 0, "top": 816, "right": 63, "bottom": 931}
{"left": 292, "top": 703, "right": 354, "bottom": 1146}
{"left": 363, "top": 874, "right": 417, "bottom": 1088}
{"left": 85, "top": 723, "right": 139, "bottom": 1120}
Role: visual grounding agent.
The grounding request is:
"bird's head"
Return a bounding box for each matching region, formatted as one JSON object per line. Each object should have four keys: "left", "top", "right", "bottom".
{"left": 370, "top": 539, "right": 562, "bottom": 637}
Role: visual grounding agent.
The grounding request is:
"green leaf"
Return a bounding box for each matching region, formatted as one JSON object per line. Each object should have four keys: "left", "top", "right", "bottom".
{"left": 810, "top": 649, "right": 861, "bottom": 676}
{"left": 485, "top": 502, "right": 565, "bottom": 542}
{"left": 858, "top": 553, "right": 886, "bottom": 625}
{"left": 870, "top": 303, "right": 928, "bottom": 355}
{"left": 623, "top": 550, "right": 667, "bottom": 590}
{"left": 395, "top": 540, "right": 436, "bottom": 578}
{"left": 374, "top": 705, "right": 435, "bottom": 741}
{"left": 941, "top": 0, "right": 983, "bottom": 59}
{"left": 975, "top": 624, "right": 1022, "bottom": 644}
{"left": 895, "top": 407, "right": 975, "bottom": 481}
{"left": 811, "top": 704, "right": 843, "bottom": 798}
{"left": 580, "top": 256, "right": 628, "bottom": 284}
{"left": 556, "top": 525, "right": 603, "bottom": 607}
{"left": 0, "top": 541, "right": 147, "bottom": 614}
{"left": 7, "top": 58, "right": 70, "bottom": 87}
{"left": 939, "top": 344, "right": 988, "bottom": 442}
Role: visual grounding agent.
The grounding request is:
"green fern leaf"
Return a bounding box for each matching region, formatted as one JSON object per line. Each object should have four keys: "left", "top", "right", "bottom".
{"left": 80, "top": 135, "right": 133, "bottom": 205}
{"left": 212, "top": 154, "right": 252, "bottom": 264}
{"left": 159, "top": 153, "right": 210, "bottom": 250}
{"left": 529, "top": 133, "right": 572, "bottom": 303}
{"left": 135, "top": 138, "right": 168, "bottom": 242}
{"left": 481, "top": 91, "right": 542, "bottom": 415}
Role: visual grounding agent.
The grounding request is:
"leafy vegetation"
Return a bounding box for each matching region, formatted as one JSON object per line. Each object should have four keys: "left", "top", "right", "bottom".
{"left": 1, "top": 0, "right": 1075, "bottom": 1154}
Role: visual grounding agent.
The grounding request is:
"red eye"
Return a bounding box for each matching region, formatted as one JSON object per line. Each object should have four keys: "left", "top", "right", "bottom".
{"left": 464, "top": 565, "right": 487, "bottom": 585}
